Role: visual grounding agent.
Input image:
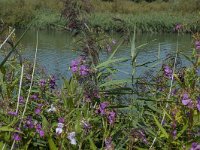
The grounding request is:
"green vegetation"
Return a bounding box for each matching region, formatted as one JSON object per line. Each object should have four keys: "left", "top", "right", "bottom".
{"left": 0, "top": 0, "right": 200, "bottom": 149}
{"left": 88, "top": 12, "right": 200, "bottom": 33}
{"left": 0, "top": 0, "right": 64, "bottom": 29}
{"left": 0, "top": 0, "right": 200, "bottom": 32}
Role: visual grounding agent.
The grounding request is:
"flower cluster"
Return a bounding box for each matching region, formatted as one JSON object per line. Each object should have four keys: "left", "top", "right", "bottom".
{"left": 39, "top": 79, "right": 46, "bottom": 87}
{"left": 56, "top": 118, "right": 64, "bottom": 135}
{"left": 163, "top": 65, "right": 173, "bottom": 79}
{"left": 105, "top": 137, "right": 114, "bottom": 150}
{"left": 34, "top": 104, "right": 43, "bottom": 115}
{"left": 174, "top": 24, "right": 182, "bottom": 31}
{"left": 195, "top": 41, "right": 200, "bottom": 50}
{"left": 84, "top": 89, "right": 100, "bottom": 102}
{"left": 67, "top": 132, "right": 77, "bottom": 145}
{"left": 190, "top": 142, "right": 200, "bottom": 150}
{"left": 181, "top": 93, "right": 193, "bottom": 108}
{"left": 49, "top": 75, "right": 56, "bottom": 89}
{"left": 70, "top": 57, "right": 90, "bottom": 76}
{"left": 96, "top": 102, "right": 116, "bottom": 125}
{"left": 36, "top": 124, "right": 45, "bottom": 137}
{"left": 12, "top": 128, "right": 22, "bottom": 141}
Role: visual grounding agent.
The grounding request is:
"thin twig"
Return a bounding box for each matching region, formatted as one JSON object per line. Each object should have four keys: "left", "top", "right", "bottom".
{"left": 21, "top": 30, "right": 38, "bottom": 122}
{"left": 10, "top": 31, "right": 39, "bottom": 150}
{"left": 15, "top": 65, "right": 24, "bottom": 113}
{"left": 0, "top": 29, "right": 15, "bottom": 50}
{"left": 149, "top": 32, "right": 179, "bottom": 149}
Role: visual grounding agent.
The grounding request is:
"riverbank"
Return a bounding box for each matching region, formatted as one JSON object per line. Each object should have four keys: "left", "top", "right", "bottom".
{"left": 3, "top": 12, "right": 199, "bottom": 34}
{"left": 0, "top": 0, "right": 199, "bottom": 33}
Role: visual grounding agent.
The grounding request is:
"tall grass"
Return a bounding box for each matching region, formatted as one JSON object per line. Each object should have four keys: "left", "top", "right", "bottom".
{"left": 0, "top": 0, "right": 64, "bottom": 28}
{"left": 87, "top": 12, "right": 200, "bottom": 33}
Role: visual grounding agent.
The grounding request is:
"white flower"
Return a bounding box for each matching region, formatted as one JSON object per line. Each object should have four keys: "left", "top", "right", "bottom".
{"left": 67, "top": 132, "right": 77, "bottom": 145}
{"left": 57, "top": 123, "right": 64, "bottom": 128}
{"left": 47, "top": 104, "right": 56, "bottom": 112}
{"left": 56, "top": 123, "right": 64, "bottom": 135}
{"left": 56, "top": 127, "right": 63, "bottom": 134}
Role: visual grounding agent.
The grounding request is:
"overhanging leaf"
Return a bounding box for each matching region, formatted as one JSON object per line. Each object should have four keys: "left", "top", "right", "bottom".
{"left": 153, "top": 116, "right": 169, "bottom": 139}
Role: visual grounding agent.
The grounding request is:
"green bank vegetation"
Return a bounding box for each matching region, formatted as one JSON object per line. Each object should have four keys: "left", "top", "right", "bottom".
{"left": 0, "top": 0, "right": 200, "bottom": 32}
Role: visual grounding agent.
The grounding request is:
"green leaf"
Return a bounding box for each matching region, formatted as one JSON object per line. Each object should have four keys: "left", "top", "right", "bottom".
{"left": 176, "top": 124, "right": 188, "bottom": 139}
{"left": 0, "top": 126, "right": 22, "bottom": 133}
{"left": 89, "top": 138, "right": 97, "bottom": 150}
{"left": 108, "top": 39, "right": 124, "bottom": 60}
{"left": 23, "top": 139, "right": 32, "bottom": 150}
{"left": 42, "top": 115, "right": 49, "bottom": 133}
{"left": 96, "top": 57, "right": 129, "bottom": 69}
{"left": 99, "top": 79, "right": 130, "bottom": 87}
{"left": 48, "top": 137, "right": 58, "bottom": 150}
{"left": 153, "top": 116, "right": 169, "bottom": 139}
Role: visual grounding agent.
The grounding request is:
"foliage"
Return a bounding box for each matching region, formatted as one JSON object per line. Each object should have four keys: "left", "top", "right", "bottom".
{"left": 0, "top": 2, "right": 200, "bottom": 150}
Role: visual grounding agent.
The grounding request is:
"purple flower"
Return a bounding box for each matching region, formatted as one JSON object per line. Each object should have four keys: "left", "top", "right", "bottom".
{"left": 39, "top": 130, "right": 45, "bottom": 137}
{"left": 107, "top": 111, "right": 116, "bottom": 125}
{"left": 195, "top": 41, "right": 200, "bottom": 50}
{"left": 79, "top": 65, "right": 89, "bottom": 76}
{"left": 163, "top": 65, "right": 173, "bottom": 79}
{"left": 31, "top": 94, "right": 39, "bottom": 100}
{"left": 12, "top": 133, "right": 21, "bottom": 141}
{"left": 105, "top": 137, "right": 113, "bottom": 149}
{"left": 172, "top": 130, "right": 177, "bottom": 139}
{"left": 172, "top": 89, "right": 178, "bottom": 96}
{"left": 39, "top": 79, "right": 46, "bottom": 87}
{"left": 35, "top": 108, "right": 41, "bottom": 115}
{"left": 36, "top": 124, "right": 45, "bottom": 137}
{"left": 26, "top": 116, "right": 34, "bottom": 129}
{"left": 49, "top": 75, "right": 56, "bottom": 89}
{"left": 84, "top": 93, "right": 92, "bottom": 102}
{"left": 93, "top": 90, "right": 100, "bottom": 98}
{"left": 190, "top": 142, "right": 200, "bottom": 150}
{"left": 8, "top": 111, "right": 17, "bottom": 116}
{"left": 19, "top": 96, "right": 24, "bottom": 104}
{"left": 182, "top": 93, "right": 193, "bottom": 108}
{"left": 175, "top": 24, "right": 182, "bottom": 31}
{"left": 70, "top": 60, "right": 79, "bottom": 73}
{"left": 81, "top": 120, "right": 92, "bottom": 134}
{"left": 58, "top": 117, "right": 65, "bottom": 123}
{"left": 197, "top": 97, "right": 200, "bottom": 112}
{"left": 96, "top": 102, "right": 109, "bottom": 115}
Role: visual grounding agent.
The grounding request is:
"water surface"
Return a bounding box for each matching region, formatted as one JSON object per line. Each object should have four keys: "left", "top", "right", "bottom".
{"left": 15, "top": 30, "right": 193, "bottom": 79}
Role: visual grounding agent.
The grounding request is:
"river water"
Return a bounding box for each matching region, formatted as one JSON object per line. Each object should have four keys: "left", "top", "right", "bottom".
{"left": 15, "top": 30, "right": 193, "bottom": 79}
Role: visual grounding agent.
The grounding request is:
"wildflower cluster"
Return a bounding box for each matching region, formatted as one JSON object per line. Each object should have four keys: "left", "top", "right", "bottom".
{"left": 70, "top": 57, "right": 90, "bottom": 76}
{"left": 96, "top": 102, "right": 116, "bottom": 125}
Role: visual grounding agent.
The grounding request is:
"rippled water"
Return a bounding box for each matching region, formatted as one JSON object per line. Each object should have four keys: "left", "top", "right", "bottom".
{"left": 15, "top": 30, "right": 193, "bottom": 79}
